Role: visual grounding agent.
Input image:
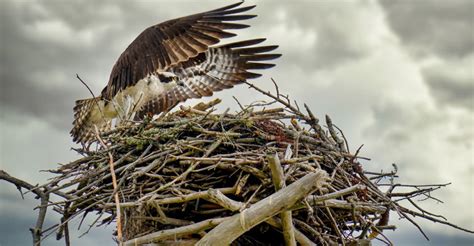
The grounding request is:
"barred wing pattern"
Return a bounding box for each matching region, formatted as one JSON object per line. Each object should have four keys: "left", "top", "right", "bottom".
{"left": 70, "top": 2, "right": 280, "bottom": 143}
{"left": 102, "top": 2, "right": 257, "bottom": 100}
{"left": 137, "top": 39, "right": 280, "bottom": 117}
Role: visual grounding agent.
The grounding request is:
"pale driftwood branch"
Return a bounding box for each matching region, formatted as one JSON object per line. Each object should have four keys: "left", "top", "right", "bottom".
{"left": 196, "top": 170, "right": 330, "bottom": 245}
{"left": 205, "top": 188, "right": 244, "bottom": 211}
{"left": 103, "top": 187, "right": 236, "bottom": 209}
{"left": 123, "top": 217, "right": 228, "bottom": 246}
{"left": 267, "top": 153, "right": 296, "bottom": 246}
{"left": 290, "top": 184, "right": 366, "bottom": 212}
{"left": 304, "top": 184, "right": 366, "bottom": 204}
{"left": 319, "top": 199, "right": 387, "bottom": 214}
{"left": 325, "top": 115, "right": 347, "bottom": 152}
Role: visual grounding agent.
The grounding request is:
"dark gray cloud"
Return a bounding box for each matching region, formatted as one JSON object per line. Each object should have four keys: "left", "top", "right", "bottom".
{"left": 367, "top": 101, "right": 442, "bottom": 144}
{"left": 380, "top": 0, "right": 474, "bottom": 59}
{"left": 380, "top": 0, "right": 473, "bottom": 112}
{"left": 1, "top": 1, "right": 473, "bottom": 245}
{"left": 256, "top": 1, "right": 375, "bottom": 70}
{"left": 423, "top": 64, "right": 473, "bottom": 111}
{"left": 1, "top": 0, "right": 117, "bottom": 129}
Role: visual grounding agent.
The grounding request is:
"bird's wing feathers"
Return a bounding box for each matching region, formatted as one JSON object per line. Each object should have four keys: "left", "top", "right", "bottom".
{"left": 102, "top": 1, "right": 256, "bottom": 100}
{"left": 135, "top": 39, "right": 281, "bottom": 117}
{"left": 70, "top": 2, "right": 281, "bottom": 143}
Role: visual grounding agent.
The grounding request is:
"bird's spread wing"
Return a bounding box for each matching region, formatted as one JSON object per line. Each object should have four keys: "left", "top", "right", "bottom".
{"left": 136, "top": 38, "right": 280, "bottom": 117}
{"left": 101, "top": 1, "right": 256, "bottom": 100}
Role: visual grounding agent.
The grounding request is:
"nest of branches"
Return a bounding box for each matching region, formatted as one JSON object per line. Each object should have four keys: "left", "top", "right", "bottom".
{"left": 23, "top": 83, "right": 469, "bottom": 245}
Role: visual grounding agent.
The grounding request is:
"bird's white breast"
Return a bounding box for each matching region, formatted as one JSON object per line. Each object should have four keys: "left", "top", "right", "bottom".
{"left": 104, "top": 74, "right": 170, "bottom": 120}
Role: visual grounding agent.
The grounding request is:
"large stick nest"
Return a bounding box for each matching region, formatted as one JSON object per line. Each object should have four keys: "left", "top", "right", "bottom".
{"left": 41, "top": 83, "right": 466, "bottom": 245}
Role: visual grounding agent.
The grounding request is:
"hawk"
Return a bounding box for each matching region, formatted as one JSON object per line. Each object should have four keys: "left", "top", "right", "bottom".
{"left": 70, "top": 2, "right": 280, "bottom": 143}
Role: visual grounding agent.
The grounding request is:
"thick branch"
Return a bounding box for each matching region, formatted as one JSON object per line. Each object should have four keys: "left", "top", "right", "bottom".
{"left": 196, "top": 170, "right": 329, "bottom": 245}
{"left": 123, "top": 217, "right": 228, "bottom": 245}
{"left": 267, "top": 153, "right": 296, "bottom": 246}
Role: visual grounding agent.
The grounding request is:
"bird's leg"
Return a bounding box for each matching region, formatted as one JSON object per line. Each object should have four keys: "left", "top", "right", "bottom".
{"left": 146, "top": 112, "right": 154, "bottom": 119}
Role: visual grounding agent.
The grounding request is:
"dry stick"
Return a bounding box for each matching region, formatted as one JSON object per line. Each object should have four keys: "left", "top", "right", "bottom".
{"left": 266, "top": 217, "right": 316, "bottom": 246}
{"left": 206, "top": 188, "right": 244, "bottom": 211}
{"left": 325, "top": 206, "right": 345, "bottom": 245}
{"left": 305, "top": 184, "right": 366, "bottom": 205}
{"left": 196, "top": 170, "right": 330, "bottom": 245}
{"left": 0, "top": 170, "right": 49, "bottom": 246}
{"left": 245, "top": 80, "right": 304, "bottom": 119}
{"left": 123, "top": 217, "right": 229, "bottom": 246}
{"left": 93, "top": 126, "right": 123, "bottom": 243}
{"left": 267, "top": 153, "right": 296, "bottom": 246}
{"left": 294, "top": 219, "right": 330, "bottom": 244}
{"left": 148, "top": 138, "right": 223, "bottom": 195}
{"left": 76, "top": 74, "right": 105, "bottom": 119}
{"left": 40, "top": 195, "right": 106, "bottom": 240}
{"left": 103, "top": 187, "right": 236, "bottom": 209}
{"left": 406, "top": 197, "right": 446, "bottom": 220}
{"left": 333, "top": 124, "right": 350, "bottom": 153}
{"left": 131, "top": 216, "right": 191, "bottom": 226}
{"left": 325, "top": 115, "right": 347, "bottom": 152}
{"left": 397, "top": 204, "right": 474, "bottom": 234}
{"left": 313, "top": 199, "right": 387, "bottom": 214}
{"left": 75, "top": 74, "right": 96, "bottom": 99}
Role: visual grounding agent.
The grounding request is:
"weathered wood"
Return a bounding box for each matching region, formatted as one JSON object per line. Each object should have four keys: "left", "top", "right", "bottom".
{"left": 103, "top": 187, "right": 236, "bottom": 208}
{"left": 196, "top": 170, "right": 329, "bottom": 245}
{"left": 267, "top": 153, "right": 296, "bottom": 246}
{"left": 206, "top": 188, "right": 244, "bottom": 211}
{"left": 6, "top": 82, "right": 468, "bottom": 245}
{"left": 266, "top": 217, "right": 316, "bottom": 246}
{"left": 123, "top": 217, "right": 228, "bottom": 246}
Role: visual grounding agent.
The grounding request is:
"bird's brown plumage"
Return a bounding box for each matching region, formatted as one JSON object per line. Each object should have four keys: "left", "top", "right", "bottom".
{"left": 71, "top": 2, "right": 281, "bottom": 143}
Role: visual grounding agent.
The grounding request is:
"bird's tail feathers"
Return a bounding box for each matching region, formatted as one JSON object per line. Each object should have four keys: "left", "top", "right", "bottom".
{"left": 70, "top": 97, "right": 110, "bottom": 143}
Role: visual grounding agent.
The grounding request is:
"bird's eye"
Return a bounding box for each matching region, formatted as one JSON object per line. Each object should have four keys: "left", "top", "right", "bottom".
{"left": 158, "top": 74, "right": 173, "bottom": 83}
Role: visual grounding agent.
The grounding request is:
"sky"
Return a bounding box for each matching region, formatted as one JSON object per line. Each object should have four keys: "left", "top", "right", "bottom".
{"left": 0, "top": 0, "right": 473, "bottom": 245}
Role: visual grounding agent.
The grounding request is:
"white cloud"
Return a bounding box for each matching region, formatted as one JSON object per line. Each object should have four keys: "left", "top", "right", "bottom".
{"left": 267, "top": 19, "right": 317, "bottom": 57}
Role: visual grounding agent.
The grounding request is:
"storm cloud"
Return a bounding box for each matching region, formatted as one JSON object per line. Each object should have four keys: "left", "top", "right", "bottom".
{"left": 380, "top": 0, "right": 473, "bottom": 59}
{"left": 380, "top": 0, "right": 474, "bottom": 111}
{"left": 1, "top": 0, "right": 473, "bottom": 245}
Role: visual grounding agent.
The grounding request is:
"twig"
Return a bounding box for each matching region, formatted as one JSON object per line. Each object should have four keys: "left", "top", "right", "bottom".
{"left": 0, "top": 170, "right": 49, "bottom": 246}
{"left": 76, "top": 74, "right": 97, "bottom": 99}
{"left": 76, "top": 74, "right": 105, "bottom": 120}
{"left": 93, "top": 126, "right": 123, "bottom": 242}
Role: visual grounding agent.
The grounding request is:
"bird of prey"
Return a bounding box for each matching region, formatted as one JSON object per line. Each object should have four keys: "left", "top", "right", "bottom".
{"left": 70, "top": 2, "right": 280, "bottom": 143}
